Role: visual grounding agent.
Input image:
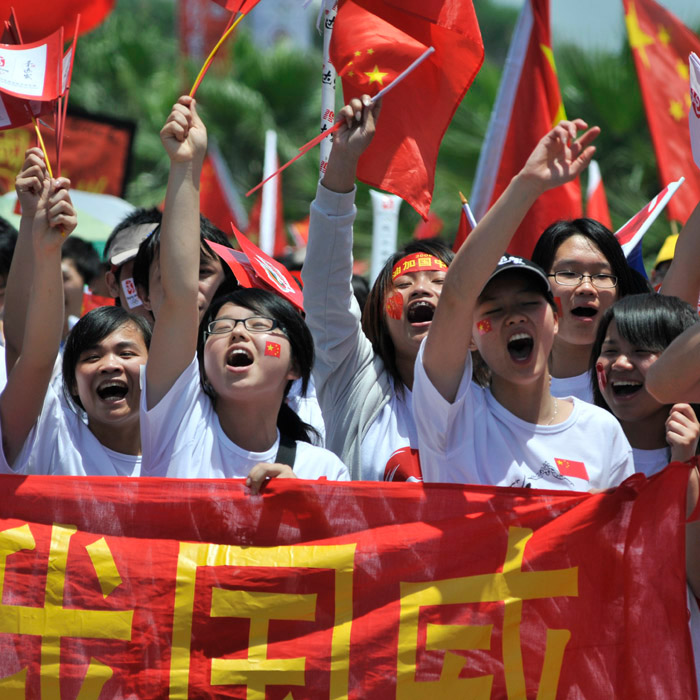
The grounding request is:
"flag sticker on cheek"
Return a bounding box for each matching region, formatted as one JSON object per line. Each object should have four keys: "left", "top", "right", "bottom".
{"left": 477, "top": 319, "right": 492, "bottom": 335}
{"left": 265, "top": 342, "right": 281, "bottom": 358}
{"left": 596, "top": 361, "right": 607, "bottom": 390}
{"left": 386, "top": 292, "right": 404, "bottom": 320}
{"left": 554, "top": 296, "right": 563, "bottom": 318}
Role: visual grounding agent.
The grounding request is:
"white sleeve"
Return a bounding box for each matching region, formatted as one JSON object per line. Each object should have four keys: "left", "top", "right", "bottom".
{"left": 606, "top": 421, "right": 636, "bottom": 487}
{"left": 412, "top": 340, "right": 475, "bottom": 482}
{"left": 140, "top": 356, "right": 202, "bottom": 475}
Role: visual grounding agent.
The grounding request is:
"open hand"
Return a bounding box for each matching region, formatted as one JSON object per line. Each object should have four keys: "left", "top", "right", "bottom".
{"left": 519, "top": 119, "right": 600, "bottom": 195}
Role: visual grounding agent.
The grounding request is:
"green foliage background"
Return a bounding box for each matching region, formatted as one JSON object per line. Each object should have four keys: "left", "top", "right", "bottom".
{"left": 69, "top": 0, "right": 700, "bottom": 270}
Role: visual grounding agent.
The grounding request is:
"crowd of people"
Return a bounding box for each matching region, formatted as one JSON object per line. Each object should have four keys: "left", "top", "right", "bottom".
{"left": 0, "top": 92, "right": 699, "bottom": 678}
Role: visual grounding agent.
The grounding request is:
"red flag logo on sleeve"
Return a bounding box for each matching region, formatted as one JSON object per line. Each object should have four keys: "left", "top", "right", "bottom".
{"left": 555, "top": 458, "right": 589, "bottom": 481}
{"left": 331, "top": 0, "right": 484, "bottom": 219}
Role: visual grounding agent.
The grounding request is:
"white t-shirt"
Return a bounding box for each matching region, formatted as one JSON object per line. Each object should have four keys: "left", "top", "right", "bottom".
{"left": 550, "top": 371, "right": 594, "bottom": 404}
{"left": 0, "top": 383, "right": 141, "bottom": 476}
{"left": 140, "top": 358, "right": 349, "bottom": 481}
{"left": 413, "top": 342, "right": 634, "bottom": 490}
{"left": 632, "top": 446, "right": 671, "bottom": 477}
{"left": 286, "top": 376, "right": 326, "bottom": 447}
{"left": 361, "top": 387, "right": 422, "bottom": 482}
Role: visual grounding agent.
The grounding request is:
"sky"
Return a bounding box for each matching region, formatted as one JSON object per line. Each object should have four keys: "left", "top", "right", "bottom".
{"left": 492, "top": 0, "right": 700, "bottom": 52}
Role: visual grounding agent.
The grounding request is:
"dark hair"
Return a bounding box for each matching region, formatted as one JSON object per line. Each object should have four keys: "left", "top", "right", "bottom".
{"left": 62, "top": 306, "right": 152, "bottom": 410}
{"left": 361, "top": 239, "right": 454, "bottom": 394}
{"left": 531, "top": 218, "right": 637, "bottom": 298}
{"left": 132, "top": 215, "right": 232, "bottom": 296}
{"left": 0, "top": 219, "right": 17, "bottom": 278}
{"left": 198, "top": 287, "right": 317, "bottom": 444}
{"left": 61, "top": 236, "right": 102, "bottom": 286}
{"left": 352, "top": 274, "right": 370, "bottom": 314}
{"left": 590, "top": 293, "right": 700, "bottom": 410}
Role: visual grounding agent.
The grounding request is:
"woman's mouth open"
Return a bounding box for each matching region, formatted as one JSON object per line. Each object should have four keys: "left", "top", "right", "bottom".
{"left": 507, "top": 332, "right": 534, "bottom": 362}
{"left": 406, "top": 301, "right": 435, "bottom": 326}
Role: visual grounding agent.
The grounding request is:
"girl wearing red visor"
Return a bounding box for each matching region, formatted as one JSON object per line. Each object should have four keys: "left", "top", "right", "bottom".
{"left": 414, "top": 120, "right": 634, "bottom": 490}
{"left": 303, "top": 96, "right": 453, "bottom": 481}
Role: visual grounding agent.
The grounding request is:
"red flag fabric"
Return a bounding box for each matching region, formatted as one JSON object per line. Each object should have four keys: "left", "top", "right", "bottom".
{"left": 584, "top": 160, "right": 613, "bottom": 230}
{"left": 200, "top": 141, "right": 246, "bottom": 234}
{"left": 0, "top": 29, "right": 63, "bottom": 102}
{"left": 211, "top": 0, "right": 261, "bottom": 13}
{"left": 412, "top": 211, "right": 443, "bottom": 239}
{"left": 245, "top": 168, "right": 287, "bottom": 258}
{"left": 453, "top": 205, "right": 473, "bottom": 251}
{"left": 0, "top": 466, "right": 694, "bottom": 696}
{"left": 623, "top": 0, "right": 700, "bottom": 224}
{"left": 330, "top": 0, "right": 484, "bottom": 219}
{"left": 471, "top": 0, "right": 582, "bottom": 258}
{"left": 0, "top": 1, "right": 113, "bottom": 43}
{"left": 80, "top": 287, "right": 115, "bottom": 316}
{"left": 179, "top": 0, "right": 234, "bottom": 64}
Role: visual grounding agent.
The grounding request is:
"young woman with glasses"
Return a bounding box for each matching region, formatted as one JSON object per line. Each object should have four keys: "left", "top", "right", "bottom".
{"left": 140, "top": 97, "right": 348, "bottom": 490}
{"left": 530, "top": 218, "right": 646, "bottom": 403}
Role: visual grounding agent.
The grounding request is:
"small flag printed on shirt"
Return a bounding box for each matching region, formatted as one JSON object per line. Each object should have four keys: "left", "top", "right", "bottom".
{"left": 265, "top": 342, "right": 281, "bottom": 358}
{"left": 555, "top": 458, "right": 589, "bottom": 481}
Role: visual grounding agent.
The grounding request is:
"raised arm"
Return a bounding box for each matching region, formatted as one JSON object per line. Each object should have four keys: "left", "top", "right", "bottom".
{"left": 646, "top": 323, "right": 700, "bottom": 404}
{"left": 423, "top": 120, "right": 599, "bottom": 402}
{"left": 321, "top": 96, "right": 379, "bottom": 194}
{"left": 4, "top": 148, "right": 50, "bottom": 374}
{"left": 0, "top": 177, "right": 76, "bottom": 465}
{"left": 659, "top": 200, "right": 700, "bottom": 305}
{"left": 145, "top": 96, "right": 206, "bottom": 409}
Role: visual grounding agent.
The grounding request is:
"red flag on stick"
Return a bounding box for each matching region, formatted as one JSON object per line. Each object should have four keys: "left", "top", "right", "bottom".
{"left": 623, "top": 0, "right": 700, "bottom": 224}
{"left": 471, "top": 0, "right": 581, "bottom": 258}
{"left": 330, "top": 0, "right": 484, "bottom": 220}
{"left": 584, "top": 160, "right": 613, "bottom": 230}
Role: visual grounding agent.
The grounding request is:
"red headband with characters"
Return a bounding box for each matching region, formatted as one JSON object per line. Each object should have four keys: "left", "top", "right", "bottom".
{"left": 391, "top": 253, "right": 447, "bottom": 281}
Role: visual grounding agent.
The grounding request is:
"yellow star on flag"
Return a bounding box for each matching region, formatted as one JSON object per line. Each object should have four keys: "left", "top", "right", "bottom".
{"left": 657, "top": 24, "right": 670, "bottom": 45}
{"left": 677, "top": 60, "right": 689, "bottom": 81}
{"left": 365, "top": 65, "right": 388, "bottom": 85}
{"left": 354, "top": 50, "right": 362, "bottom": 56}
{"left": 367, "top": 48, "right": 374, "bottom": 55}
{"left": 669, "top": 99, "right": 685, "bottom": 121}
{"left": 626, "top": 1, "right": 655, "bottom": 68}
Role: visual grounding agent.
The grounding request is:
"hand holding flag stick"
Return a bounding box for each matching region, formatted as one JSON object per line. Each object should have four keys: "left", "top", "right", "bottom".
{"left": 245, "top": 45, "right": 435, "bottom": 198}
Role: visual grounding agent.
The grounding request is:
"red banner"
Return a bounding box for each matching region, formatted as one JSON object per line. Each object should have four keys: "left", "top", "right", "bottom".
{"left": 0, "top": 466, "right": 694, "bottom": 697}
{"left": 0, "top": 108, "right": 134, "bottom": 196}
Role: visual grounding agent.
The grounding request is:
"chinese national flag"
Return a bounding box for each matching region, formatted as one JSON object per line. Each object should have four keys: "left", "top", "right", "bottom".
{"left": 264, "top": 341, "right": 281, "bottom": 357}
{"left": 331, "top": 0, "right": 484, "bottom": 219}
{"left": 471, "top": 0, "right": 582, "bottom": 258}
{"left": 555, "top": 457, "right": 590, "bottom": 481}
{"left": 623, "top": 0, "right": 700, "bottom": 224}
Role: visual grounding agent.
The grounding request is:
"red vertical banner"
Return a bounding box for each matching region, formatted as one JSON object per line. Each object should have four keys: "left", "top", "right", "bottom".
{"left": 0, "top": 466, "right": 694, "bottom": 697}
{"left": 471, "top": 0, "right": 582, "bottom": 258}
{"left": 623, "top": 0, "right": 700, "bottom": 224}
{"left": 179, "top": 0, "right": 235, "bottom": 65}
